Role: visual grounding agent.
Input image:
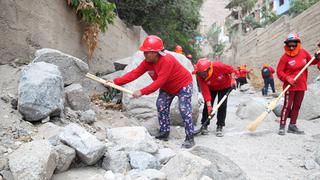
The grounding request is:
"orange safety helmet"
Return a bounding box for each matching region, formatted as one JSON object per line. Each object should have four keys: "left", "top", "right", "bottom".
{"left": 284, "top": 32, "right": 301, "bottom": 44}
{"left": 139, "top": 35, "right": 164, "bottom": 52}
{"left": 239, "top": 65, "right": 246, "bottom": 70}
{"left": 263, "top": 63, "right": 269, "bottom": 67}
{"left": 186, "top": 54, "right": 192, "bottom": 59}
{"left": 195, "top": 58, "right": 211, "bottom": 73}
{"left": 175, "top": 45, "right": 183, "bottom": 54}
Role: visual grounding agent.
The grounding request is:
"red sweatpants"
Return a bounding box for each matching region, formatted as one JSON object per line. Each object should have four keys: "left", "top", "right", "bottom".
{"left": 280, "top": 91, "right": 305, "bottom": 125}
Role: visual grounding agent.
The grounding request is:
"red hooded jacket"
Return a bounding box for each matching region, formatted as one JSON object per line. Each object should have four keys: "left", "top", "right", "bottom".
{"left": 238, "top": 69, "right": 250, "bottom": 78}
{"left": 261, "top": 66, "right": 275, "bottom": 78}
{"left": 113, "top": 53, "right": 192, "bottom": 95}
{"left": 196, "top": 61, "right": 235, "bottom": 102}
{"left": 277, "top": 48, "right": 317, "bottom": 91}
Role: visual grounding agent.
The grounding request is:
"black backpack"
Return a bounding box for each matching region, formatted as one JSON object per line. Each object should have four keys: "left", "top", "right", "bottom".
{"left": 262, "top": 67, "right": 271, "bottom": 78}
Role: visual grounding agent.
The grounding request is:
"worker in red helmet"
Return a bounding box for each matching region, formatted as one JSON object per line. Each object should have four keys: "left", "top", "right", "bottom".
{"left": 277, "top": 32, "right": 320, "bottom": 136}
{"left": 194, "top": 58, "right": 236, "bottom": 137}
{"left": 234, "top": 66, "right": 241, "bottom": 88}
{"left": 175, "top": 45, "right": 183, "bottom": 54}
{"left": 107, "top": 35, "right": 195, "bottom": 148}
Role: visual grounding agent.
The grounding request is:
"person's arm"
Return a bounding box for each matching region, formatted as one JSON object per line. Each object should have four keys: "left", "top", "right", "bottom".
{"left": 197, "top": 76, "right": 211, "bottom": 103}
{"left": 305, "top": 50, "right": 318, "bottom": 65}
{"left": 269, "top": 66, "right": 275, "bottom": 74}
{"left": 139, "top": 60, "right": 173, "bottom": 95}
{"left": 276, "top": 56, "right": 287, "bottom": 82}
{"left": 113, "top": 61, "right": 147, "bottom": 86}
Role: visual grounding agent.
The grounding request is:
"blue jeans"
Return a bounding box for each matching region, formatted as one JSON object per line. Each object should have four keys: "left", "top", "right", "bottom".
{"left": 156, "top": 83, "right": 194, "bottom": 137}
{"left": 263, "top": 77, "right": 275, "bottom": 96}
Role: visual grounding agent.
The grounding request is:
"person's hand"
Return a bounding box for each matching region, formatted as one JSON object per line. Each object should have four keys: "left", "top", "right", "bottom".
{"left": 207, "top": 105, "right": 213, "bottom": 115}
{"left": 132, "top": 90, "right": 142, "bottom": 98}
{"left": 231, "top": 79, "right": 237, "bottom": 90}
{"left": 103, "top": 80, "right": 114, "bottom": 88}
{"left": 285, "top": 76, "right": 296, "bottom": 86}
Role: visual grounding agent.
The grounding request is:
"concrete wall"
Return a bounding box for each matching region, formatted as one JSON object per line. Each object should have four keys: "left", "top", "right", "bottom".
{"left": 230, "top": 2, "right": 320, "bottom": 88}
{"left": 0, "top": 0, "right": 147, "bottom": 74}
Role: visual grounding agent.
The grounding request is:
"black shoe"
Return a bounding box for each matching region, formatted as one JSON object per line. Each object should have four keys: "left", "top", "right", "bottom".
{"left": 181, "top": 135, "right": 195, "bottom": 149}
{"left": 201, "top": 125, "right": 209, "bottom": 135}
{"left": 287, "top": 124, "right": 304, "bottom": 134}
{"left": 216, "top": 126, "right": 223, "bottom": 137}
{"left": 278, "top": 124, "right": 285, "bottom": 136}
{"left": 155, "top": 131, "right": 170, "bottom": 141}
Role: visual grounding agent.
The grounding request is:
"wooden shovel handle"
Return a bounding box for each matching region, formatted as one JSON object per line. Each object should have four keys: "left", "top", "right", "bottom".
{"left": 85, "top": 73, "right": 133, "bottom": 95}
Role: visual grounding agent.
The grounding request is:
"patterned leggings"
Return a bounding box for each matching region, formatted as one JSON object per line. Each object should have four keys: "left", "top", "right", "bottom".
{"left": 156, "top": 83, "right": 194, "bottom": 137}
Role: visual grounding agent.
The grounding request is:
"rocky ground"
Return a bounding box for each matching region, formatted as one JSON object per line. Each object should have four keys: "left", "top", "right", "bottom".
{"left": 0, "top": 49, "right": 320, "bottom": 180}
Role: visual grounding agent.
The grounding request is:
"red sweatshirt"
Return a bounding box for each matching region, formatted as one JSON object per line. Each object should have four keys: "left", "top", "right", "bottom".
{"left": 113, "top": 53, "right": 192, "bottom": 95}
{"left": 261, "top": 66, "right": 275, "bottom": 78}
{"left": 239, "top": 69, "right": 250, "bottom": 78}
{"left": 277, "top": 48, "right": 317, "bottom": 91}
{"left": 235, "top": 70, "right": 240, "bottom": 78}
{"left": 196, "top": 61, "right": 235, "bottom": 102}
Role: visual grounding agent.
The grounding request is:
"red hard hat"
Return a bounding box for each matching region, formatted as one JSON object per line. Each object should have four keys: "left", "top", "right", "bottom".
{"left": 284, "top": 32, "right": 301, "bottom": 43}
{"left": 195, "top": 58, "right": 211, "bottom": 73}
{"left": 187, "top": 54, "right": 192, "bottom": 59}
{"left": 140, "top": 35, "right": 164, "bottom": 52}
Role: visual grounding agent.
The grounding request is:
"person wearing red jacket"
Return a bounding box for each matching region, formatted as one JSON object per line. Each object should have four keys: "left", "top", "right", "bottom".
{"left": 194, "top": 58, "right": 236, "bottom": 137}
{"left": 237, "top": 65, "right": 251, "bottom": 89}
{"left": 109, "top": 35, "right": 195, "bottom": 148}
{"left": 261, "top": 63, "right": 276, "bottom": 96}
{"left": 234, "top": 66, "right": 241, "bottom": 88}
{"left": 277, "top": 32, "right": 320, "bottom": 135}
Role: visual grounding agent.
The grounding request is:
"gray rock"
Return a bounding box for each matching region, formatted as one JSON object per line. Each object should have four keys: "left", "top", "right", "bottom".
{"left": 59, "top": 123, "right": 106, "bottom": 165}
{"left": 304, "top": 159, "right": 319, "bottom": 170}
{"left": 51, "top": 167, "right": 107, "bottom": 180}
{"left": 54, "top": 144, "right": 76, "bottom": 173}
{"left": 200, "top": 176, "right": 213, "bottom": 180}
{"left": 307, "top": 172, "right": 320, "bottom": 180}
{"left": 65, "top": 84, "right": 90, "bottom": 111}
{"left": 120, "top": 51, "right": 199, "bottom": 130}
{"left": 79, "top": 109, "right": 96, "bottom": 124}
{"left": 9, "top": 140, "right": 57, "bottom": 180}
{"left": 33, "top": 48, "right": 89, "bottom": 85}
{"left": 32, "top": 122, "right": 63, "bottom": 143}
{"left": 0, "top": 170, "right": 14, "bottom": 180}
{"left": 104, "top": 170, "right": 126, "bottom": 180}
{"left": 102, "top": 151, "right": 130, "bottom": 173}
{"left": 129, "top": 169, "right": 166, "bottom": 180}
{"left": 315, "top": 145, "right": 320, "bottom": 165}
{"left": 18, "top": 62, "right": 64, "bottom": 121}
{"left": 107, "top": 126, "right": 158, "bottom": 153}
{"left": 129, "top": 151, "right": 161, "bottom": 170}
{"left": 0, "top": 157, "right": 9, "bottom": 171}
{"left": 189, "top": 146, "right": 248, "bottom": 179}
{"left": 102, "top": 70, "right": 124, "bottom": 80}
{"left": 160, "top": 150, "right": 212, "bottom": 180}
{"left": 300, "top": 81, "right": 320, "bottom": 120}
{"left": 155, "top": 148, "right": 176, "bottom": 164}
{"left": 236, "top": 97, "right": 277, "bottom": 122}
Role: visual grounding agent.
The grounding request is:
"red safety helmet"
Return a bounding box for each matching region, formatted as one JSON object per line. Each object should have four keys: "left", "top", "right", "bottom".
{"left": 186, "top": 54, "right": 192, "bottom": 59}
{"left": 175, "top": 45, "right": 183, "bottom": 54}
{"left": 284, "top": 32, "right": 301, "bottom": 43}
{"left": 139, "top": 35, "right": 164, "bottom": 52}
{"left": 195, "top": 58, "right": 211, "bottom": 73}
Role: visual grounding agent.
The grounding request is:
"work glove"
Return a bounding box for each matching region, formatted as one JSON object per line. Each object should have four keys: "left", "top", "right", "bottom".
{"left": 207, "top": 105, "right": 213, "bottom": 115}
{"left": 315, "top": 51, "right": 320, "bottom": 61}
{"left": 285, "top": 76, "right": 296, "bottom": 86}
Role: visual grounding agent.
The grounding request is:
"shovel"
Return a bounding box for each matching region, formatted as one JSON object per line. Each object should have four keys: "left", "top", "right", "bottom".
{"left": 194, "top": 88, "right": 233, "bottom": 135}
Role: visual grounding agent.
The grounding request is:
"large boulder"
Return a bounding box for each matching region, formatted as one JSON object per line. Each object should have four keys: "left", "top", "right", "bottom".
{"left": 236, "top": 97, "right": 277, "bottom": 122}
{"left": 18, "top": 62, "right": 64, "bottom": 121}
{"left": 33, "top": 48, "right": 89, "bottom": 85}
{"left": 114, "top": 57, "right": 131, "bottom": 71}
{"left": 160, "top": 151, "right": 212, "bottom": 180}
{"left": 59, "top": 123, "right": 106, "bottom": 165}
{"left": 64, "top": 84, "right": 90, "bottom": 111}
{"left": 128, "top": 151, "right": 161, "bottom": 170}
{"left": 155, "top": 148, "right": 176, "bottom": 164}
{"left": 300, "top": 81, "right": 320, "bottom": 120}
{"left": 9, "top": 140, "right": 58, "bottom": 180}
{"left": 107, "top": 126, "right": 158, "bottom": 154}
{"left": 120, "top": 51, "right": 200, "bottom": 131}
{"left": 189, "top": 146, "right": 248, "bottom": 180}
